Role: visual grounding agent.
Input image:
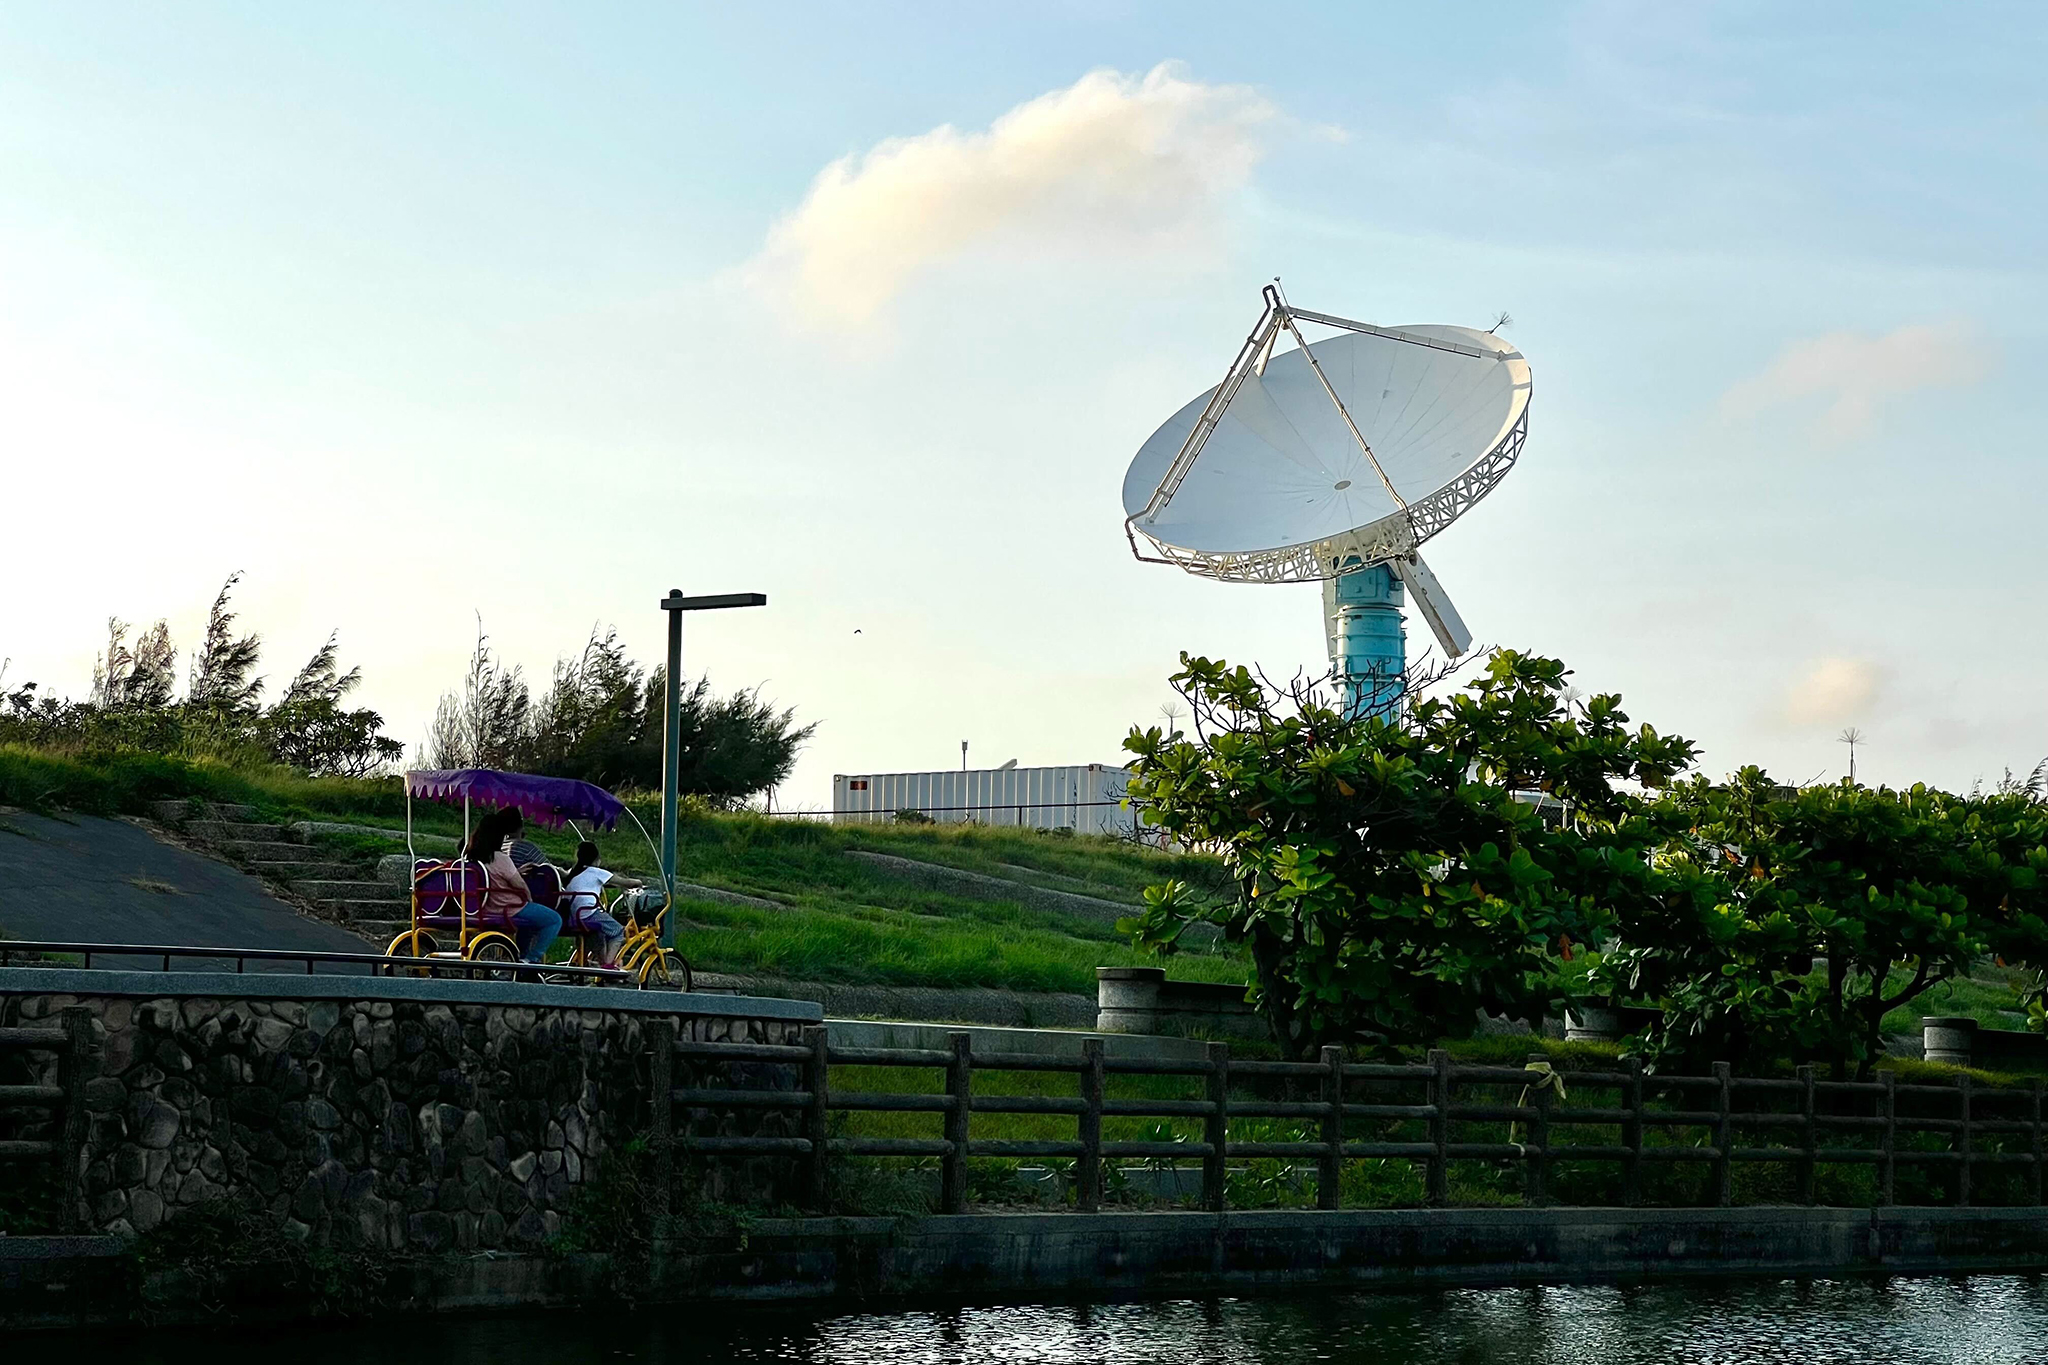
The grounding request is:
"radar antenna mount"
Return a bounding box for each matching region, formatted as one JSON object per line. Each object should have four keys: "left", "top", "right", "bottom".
{"left": 1122, "top": 283, "right": 1529, "bottom": 719}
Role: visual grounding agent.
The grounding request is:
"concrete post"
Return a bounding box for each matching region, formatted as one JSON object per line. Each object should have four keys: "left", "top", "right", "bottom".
{"left": 1922, "top": 1016, "right": 1978, "bottom": 1067}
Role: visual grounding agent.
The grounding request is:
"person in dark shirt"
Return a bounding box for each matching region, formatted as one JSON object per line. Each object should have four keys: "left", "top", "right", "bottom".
{"left": 509, "top": 834, "right": 552, "bottom": 872}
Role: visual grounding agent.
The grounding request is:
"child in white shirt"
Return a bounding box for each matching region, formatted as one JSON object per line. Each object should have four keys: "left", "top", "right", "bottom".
{"left": 563, "top": 841, "right": 635, "bottom": 968}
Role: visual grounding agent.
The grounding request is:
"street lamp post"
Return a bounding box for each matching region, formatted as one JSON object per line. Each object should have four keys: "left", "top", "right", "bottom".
{"left": 659, "top": 589, "right": 767, "bottom": 949}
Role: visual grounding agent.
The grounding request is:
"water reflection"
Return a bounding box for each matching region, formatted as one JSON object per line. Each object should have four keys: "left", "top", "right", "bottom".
{"left": 63, "top": 1275, "right": 2048, "bottom": 1364}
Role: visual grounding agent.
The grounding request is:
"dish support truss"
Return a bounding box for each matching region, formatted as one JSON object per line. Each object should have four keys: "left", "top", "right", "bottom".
{"left": 1125, "top": 286, "right": 1528, "bottom": 720}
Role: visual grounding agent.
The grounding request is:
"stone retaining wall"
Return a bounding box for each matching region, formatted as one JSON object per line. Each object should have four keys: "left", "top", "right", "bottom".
{"left": 0, "top": 970, "right": 819, "bottom": 1253}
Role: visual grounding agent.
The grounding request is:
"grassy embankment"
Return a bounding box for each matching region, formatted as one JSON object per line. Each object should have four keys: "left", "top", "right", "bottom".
{"left": 10, "top": 746, "right": 2041, "bottom": 1212}
{"left": 0, "top": 745, "right": 1242, "bottom": 995}
{"left": 4, "top": 744, "right": 2032, "bottom": 1015}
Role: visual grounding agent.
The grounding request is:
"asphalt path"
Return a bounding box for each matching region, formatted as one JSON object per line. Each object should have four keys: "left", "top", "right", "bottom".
{"left": 0, "top": 810, "right": 371, "bottom": 971}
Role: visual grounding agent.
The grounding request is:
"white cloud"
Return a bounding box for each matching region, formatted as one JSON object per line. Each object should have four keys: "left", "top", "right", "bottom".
{"left": 1782, "top": 656, "right": 1885, "bottom": 726}
{"left": 1722, "top": 321, "right": 1993, "bottom": 441}
{"left": 741, "top": 63, "right": 1278, "bottom": 329}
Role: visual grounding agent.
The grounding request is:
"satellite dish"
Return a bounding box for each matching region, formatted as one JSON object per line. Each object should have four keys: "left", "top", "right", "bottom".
{"left": 1122, "top": 284, "right": 1530, "bottom": 716}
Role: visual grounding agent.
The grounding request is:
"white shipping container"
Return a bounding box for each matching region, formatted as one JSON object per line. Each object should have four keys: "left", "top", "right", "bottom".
{"left": 832, "top": 764, "right": 1134, "bottom": 836}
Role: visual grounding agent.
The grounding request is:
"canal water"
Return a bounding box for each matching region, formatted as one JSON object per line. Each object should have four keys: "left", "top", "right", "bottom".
{"left": 61, "top": 1276, "right": 2048, "bottom": 1363}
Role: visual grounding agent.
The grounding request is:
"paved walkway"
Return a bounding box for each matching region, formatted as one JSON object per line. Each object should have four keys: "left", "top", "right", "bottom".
{"left": 0, "top": 811, "right": 369, "bottom": 969}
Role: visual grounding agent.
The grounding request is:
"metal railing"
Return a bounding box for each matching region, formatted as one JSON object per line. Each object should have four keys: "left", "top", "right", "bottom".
{"left": 652, "top": 1029, "right": 2048, "bottom": 1213}
{"left": 0, "top": 940, "right": 640, "bottom": 987}
{"left": 0, "top": 1007, "right": 91, "bottom": 1229}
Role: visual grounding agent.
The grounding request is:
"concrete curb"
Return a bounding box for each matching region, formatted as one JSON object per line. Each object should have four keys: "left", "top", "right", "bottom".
{"left": 16, "top": 1207, "right": 2048, "bottom": 1329}
{"left": 825, "top": 1017, "right": 1212, "bottom": 1062}
{"left": 686, "top": 1205, "right": 2048, "bottom": 1302}
{"left": 0, "top": 966, "right": 822, "bottom": 1021}
{"left": 696, "top": 974, "right": 1098, "bottom": 1030}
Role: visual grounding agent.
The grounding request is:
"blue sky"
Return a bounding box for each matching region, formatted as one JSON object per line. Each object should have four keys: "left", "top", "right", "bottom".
{"left": 3, "top": 3, "right": 2044, "bottom": 802}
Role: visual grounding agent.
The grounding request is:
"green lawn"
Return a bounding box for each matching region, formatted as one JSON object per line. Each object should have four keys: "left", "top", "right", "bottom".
{"left": 314, "top": 809, "right": 1245, "bottom": 995}
{"left": 1881, "top": 968, "right": 2032, "bottom": 1035}
{"left": 0, "top": 746, "right": 1246, "bottom": 997}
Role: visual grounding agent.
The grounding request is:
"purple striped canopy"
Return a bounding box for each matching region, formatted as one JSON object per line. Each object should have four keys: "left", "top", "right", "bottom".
{"left": 404, "top": 769, "right": 624, "bottom": 832}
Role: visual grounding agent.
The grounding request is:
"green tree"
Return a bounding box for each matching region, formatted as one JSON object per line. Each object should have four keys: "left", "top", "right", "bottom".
{"left": 523, "top": 630, "right": 648, "bottom": 786}
{"left": 91, "top": 617, "right": 177, "bottom": 712}
{"left": 427, "top": 621, "right": 531, "bottom": 770}
{"left": 1598, "top": 771, "right": 2048, "bottom": 1078}
{"left": 186, "top": 573, "right": 265, "bottom": 720}
{"left": 624, "top": 666, "right": 815, "bottom": 803}
{"left": 262, "top": 633, "right": 403, "bottom": 777}
{"left": 1122, "top": 649, "right": 1696, "bottom": 1058}
{"left": 429, "top": 623, "right": 816, "bottom": 803}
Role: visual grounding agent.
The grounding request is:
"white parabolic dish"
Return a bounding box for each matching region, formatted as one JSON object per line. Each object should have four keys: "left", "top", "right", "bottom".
{"left": 1122, "top": 324, "right": 1531, "bottom": 583}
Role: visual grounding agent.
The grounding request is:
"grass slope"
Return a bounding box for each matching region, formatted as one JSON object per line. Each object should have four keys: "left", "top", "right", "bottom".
{"left": 0, "top": 747, "right": 1243, "bottom": 995}
{"left": 347, "top": 803, "right": 1244, "bottom": 994}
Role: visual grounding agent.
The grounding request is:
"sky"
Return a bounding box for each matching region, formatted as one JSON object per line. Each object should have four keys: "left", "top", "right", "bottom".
{"left": 2, "top": 3, "right": 2044, "bottom": 805}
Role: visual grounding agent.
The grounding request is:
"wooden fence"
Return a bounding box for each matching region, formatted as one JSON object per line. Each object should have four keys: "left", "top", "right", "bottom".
{"left": 0, "top": 1007, "right": 91, "bottom": 1230}
{"left": 651, "top": 1024, "right": 2048, "bottom": 1214}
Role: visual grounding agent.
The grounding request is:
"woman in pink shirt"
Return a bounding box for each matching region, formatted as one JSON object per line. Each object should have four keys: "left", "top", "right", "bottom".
{"left": 463, "top": 807, "right": 562, "bottom": 964}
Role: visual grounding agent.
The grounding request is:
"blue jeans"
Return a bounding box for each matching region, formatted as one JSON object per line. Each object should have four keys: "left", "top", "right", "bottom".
{"left": 581, "top": 910, "right": 626, "bottom": 965}
{"left": 511, "top": 902, "right": 563, "bottom": 963}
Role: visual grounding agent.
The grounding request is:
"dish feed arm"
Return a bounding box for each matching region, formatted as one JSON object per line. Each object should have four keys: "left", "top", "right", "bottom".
{"left": 1391, "top": 554, "right": 1472, "bottom": 660}
{"left": 1134, "top": 286, "right": 1287, "bottom": 524}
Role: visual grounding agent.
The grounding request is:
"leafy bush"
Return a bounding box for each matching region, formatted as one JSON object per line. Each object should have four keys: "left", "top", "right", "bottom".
{"left": 1124, "top": 650, "right": 1695, "bottom": 1058}
{"left": 1596, "top": 770, "right": 2048, "bottom": 1079}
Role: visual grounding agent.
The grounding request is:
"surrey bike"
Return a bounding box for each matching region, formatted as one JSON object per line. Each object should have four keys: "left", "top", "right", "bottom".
{"left": 390, "top": 768, "right": 689, "bottom": 989}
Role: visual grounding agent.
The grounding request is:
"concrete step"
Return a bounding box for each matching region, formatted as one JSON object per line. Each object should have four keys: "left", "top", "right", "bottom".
{"left": 212, "top": 839, "right": 315, "bottom": 863}
{"left": 159, "top": 799, "right": 263, "bottom": 823}
{"left": 247, "top": 861, "right": 364, "bottom": 882}
{"left": 292, "top": 879, "right": 400, "bottom": 901}
{"left": 324, "top": 898, "right": 412, "bottom": 922}
{"left": 186, "top": 820, "right": 290, "bottom": 844}
{"left": 290, "top": 820, "right": 442, "bottom": 849}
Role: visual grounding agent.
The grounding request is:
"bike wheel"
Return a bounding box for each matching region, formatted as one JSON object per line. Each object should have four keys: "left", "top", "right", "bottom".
{"left": 637, "top": 948, "right": 692, "bottom": 993}
{"left": 465, "top": 932, "right": 522, "bottom": 983}
{"left": 383, "top": 929, "right": 440, "bottom": 976}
